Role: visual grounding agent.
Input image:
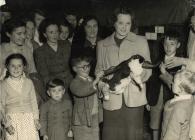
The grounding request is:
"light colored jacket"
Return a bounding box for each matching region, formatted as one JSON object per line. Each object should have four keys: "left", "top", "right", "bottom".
{"left": 161, "top": 95, "right": 193, "bottom": 140}
{"left": 96, "top": 32, "right": 152, "bottom": 110}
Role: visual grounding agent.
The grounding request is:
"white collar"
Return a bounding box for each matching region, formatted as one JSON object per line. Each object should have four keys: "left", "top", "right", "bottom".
{"left": 170, "top": 94, "right": 192, "bottom": 104}
{"left": 165, "top": 53, "right": 176, "bottom": 60}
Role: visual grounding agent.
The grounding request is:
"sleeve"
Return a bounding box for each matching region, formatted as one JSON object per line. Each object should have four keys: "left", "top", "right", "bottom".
{"left": 34, "top": 49, "right": 50, "bottom": 85}
{"left": 95, "top": 41, "right": 105, "bottom": 75}
{"left": 70, "top": 80, "right": 97, "bottom": 97}
{"left": 40, "top": 103, "right": 48, "bottom": 136}
{"left": 25, "top": 47, "right": 37, "bottom": 74}
{"left": 29, "top": 80, "right": 39, "bottom": 120}
{"left": 159, "top": 72, "right": 173, "bottom": 90}
{"left": 0, "top": 82, "right": 7, "bottom": 126}
{"left": 140, "top": 38, "right": 152, "bottom": 82}
{"left": 67, "top": 101, "right": 73, "bottom": 129}
{"left": 185, "top": 59, "right": 195, "bottom": 72}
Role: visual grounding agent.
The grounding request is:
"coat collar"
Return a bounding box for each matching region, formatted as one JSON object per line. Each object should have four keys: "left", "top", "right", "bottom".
{"left": 170, "top": 94, "right": 192, "bottom": 104}
{"left": 103, "top": 32, "right": 137, "bottom": 47}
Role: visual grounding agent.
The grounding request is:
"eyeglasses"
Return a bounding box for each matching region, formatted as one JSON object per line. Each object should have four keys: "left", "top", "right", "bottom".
{"left": 76, "top": 64, "right": 91, "bottom": 70}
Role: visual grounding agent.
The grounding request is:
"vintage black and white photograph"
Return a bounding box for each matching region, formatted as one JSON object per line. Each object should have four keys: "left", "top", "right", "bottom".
{"left": 0, "top": 0, "right": 195, "bottom": 140}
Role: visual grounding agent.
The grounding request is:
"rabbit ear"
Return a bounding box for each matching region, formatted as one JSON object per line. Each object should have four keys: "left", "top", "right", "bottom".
{"left": 142, "top": 61, "right": 161, "bottom": 69}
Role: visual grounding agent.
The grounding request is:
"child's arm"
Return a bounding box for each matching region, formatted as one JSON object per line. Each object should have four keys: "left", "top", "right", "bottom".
{"left": 29, "top": 80, "right": 40, "bottom": 129}
{"left": 159, "top": 63, "right": 173, "bottom": 89}
{"left": 67, "top": 101, "right": 73, "bottom": 138}
{"left": 40, "top": 103, "right": 48, "bottom": 138}
{"left": 70, "top": 79, "right": 97, "bottom": 98}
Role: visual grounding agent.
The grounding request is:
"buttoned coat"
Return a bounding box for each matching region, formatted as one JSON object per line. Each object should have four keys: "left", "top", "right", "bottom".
{"left": 40, "top": 98, "right": 72, "bottom": 140}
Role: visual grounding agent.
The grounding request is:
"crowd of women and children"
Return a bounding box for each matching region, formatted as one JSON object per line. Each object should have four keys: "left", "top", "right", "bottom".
{"left": 0, "top": 5, "right": 195, "bottom": 140}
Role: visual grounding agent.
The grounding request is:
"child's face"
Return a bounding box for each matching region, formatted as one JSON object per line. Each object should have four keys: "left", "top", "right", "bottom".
{"left": 44, "top": 24, "right": 59, "bottom": 44}
{"left": 85, "top": 19, "right": 98, "bottom": 39}
{"left": 163, "top": 37, "right": 180, "bottom": 56}
{"left": 9, "top": 26, "right": 26, "bottom": 46}
{"left": 74, "top": 61, "right": 91, "bottom": 78}
{"left": 59, "top": 25, "right": 69, "bottom": 40}
{"left": 8, "top": 59, "right": 24, "bottom": 78}
{"left": 47, "top": 86, "right": 65, "bottom": 101}
{"left": 172, "top": 70, "right": 193, "bottom": 95}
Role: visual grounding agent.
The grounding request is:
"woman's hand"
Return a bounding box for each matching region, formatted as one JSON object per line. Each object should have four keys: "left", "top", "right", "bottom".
{"left": 164, "top": 57, "right": 186, "bottom": 69}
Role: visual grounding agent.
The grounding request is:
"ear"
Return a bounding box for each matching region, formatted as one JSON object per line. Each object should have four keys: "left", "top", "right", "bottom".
{"left": 47, "top": 90, "right": 51, "bottom": 96}
{"left": 72, "top": 66, "right": 77, "bottom": 72}
{"left": 43, "top": 33, "right": 47, "bottom": 39}
{"left": 176, "top": 42, "right": 181, "bottom": 48}
{"left": 6, "top": 32, "right": 11, "bottom": 38}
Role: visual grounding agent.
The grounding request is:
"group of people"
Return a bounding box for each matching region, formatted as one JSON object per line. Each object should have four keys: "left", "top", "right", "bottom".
{"left": 0, "top": 5, "right": 195, "bottom": 140}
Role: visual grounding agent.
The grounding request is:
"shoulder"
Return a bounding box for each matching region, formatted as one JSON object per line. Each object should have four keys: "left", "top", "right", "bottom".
{"left": 34, "top": 45, "right": 47, "bottom": 55}
{"left": 97, "top": 33, "right": 114, "bottom": 48}
{"left": 40, "top": 100, "right": 51, "bottom": 110}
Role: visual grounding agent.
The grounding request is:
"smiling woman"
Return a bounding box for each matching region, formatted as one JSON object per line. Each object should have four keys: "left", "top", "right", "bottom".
{"left": 34, "top": 18, "right": 73, "bottom": 90}
{"left": 96, "top": 7, "right": 152, "bottom": 140}
{"left": 0, "top": 18, "right": 37, "bottom": 78}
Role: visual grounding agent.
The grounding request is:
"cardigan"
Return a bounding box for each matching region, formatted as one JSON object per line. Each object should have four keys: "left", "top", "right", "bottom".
{"left": 0, "top": 77, "right": 39, "bottom": 121}
{"left": 96, "top": 32, "right": 152, "bottom": 109}
{"left": 70, "top": 76, "right": 101, "bottom": 127}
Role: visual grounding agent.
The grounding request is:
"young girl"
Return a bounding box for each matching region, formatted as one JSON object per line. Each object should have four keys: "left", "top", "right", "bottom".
{"left": 0, "top": 53, "right": 40, "bottom": 140}
{"left": 40, "top": 78, "right": 73, "bottom": 140}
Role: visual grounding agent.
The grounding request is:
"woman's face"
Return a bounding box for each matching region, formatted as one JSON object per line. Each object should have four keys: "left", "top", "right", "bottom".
{"left": 59, "top": 25, "right": 69, "bottom": 40}
{"left": 9, "top": 26, "right": 26, "bottom": 46}
{"left": 34, "top": 13, "right": 45, "bottom": 28}
{"left": 44, "top": 24, "right": 59, "bottom": 44}
{"left": 114, "top": 14, "right": 131, "bottom": 39}
{"left": 26, "top": 21, "right": 35, "bottom": 40}
{"left": 84, "top": 19, "right": 98, "bottom": 39}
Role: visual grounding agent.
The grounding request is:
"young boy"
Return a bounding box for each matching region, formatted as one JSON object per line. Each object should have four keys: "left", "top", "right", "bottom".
{"left": 40, "top": 78, "right": 73, "bottom": 140}
{"left": 148, "top": 30, "right": 183, "bottom": 140}
{"left": 70, "top": 55, "right": 103, "bottom": 140}
{"left": 160, "top": 69, "right": 195, "bottom": 140}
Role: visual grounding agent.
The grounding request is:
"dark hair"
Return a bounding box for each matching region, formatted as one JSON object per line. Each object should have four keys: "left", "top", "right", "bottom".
{"left": 46, "top": 78, "right": 65, "bottom": 90}
{"left": 164, "top": 30, "right": 181, "bottom": 43}
{"left": 70, "top": 54, "right": 92, "bottom": 67}
{"left": 5, "top": 53, "right": 27, "bottom": 67}
{"left": 58, "top": 19, "right": 73, "bottom": 39}
{"left": 112, "top": 6, "right": 136, "bottom": 32}
{"left": 38, "top": 18, "right": 59, "bottom": 43}
{"left": 33, "top": 9, "right": 46, "bottom": 19}
{"left": 22, "top": 16, "right": 35, "bottom": 25}
{"left": 3, "top": 18, "right": 25, "bottom": 34}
